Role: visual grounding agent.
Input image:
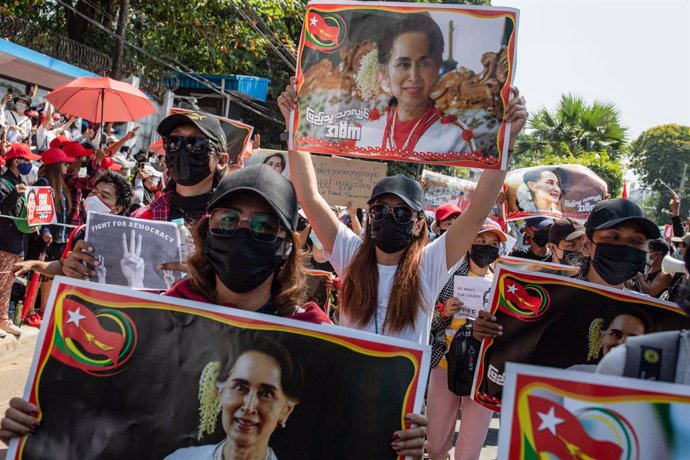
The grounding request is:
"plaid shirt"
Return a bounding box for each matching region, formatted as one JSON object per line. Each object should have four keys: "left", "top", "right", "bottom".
{"left": 130, "top": 191, "right": 173, "bottom": 221}
{"left": 65, "top": 162, "right": 102, "bottom": 227}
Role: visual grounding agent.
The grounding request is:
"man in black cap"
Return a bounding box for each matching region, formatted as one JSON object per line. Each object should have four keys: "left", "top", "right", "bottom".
{"left": 510, "top": 217, "right": 554, "bottom": 261}
{"left": 131, "top": 111, "right": 229, "bottom": 224}
{"left": 635, "top": 238, "right": 673, "bottom": 298}
{"left": 546, "top": 217, "right": 585, "bottom": 265}
{"left": 1, "top": 94, "right": 32, "bottom": 143}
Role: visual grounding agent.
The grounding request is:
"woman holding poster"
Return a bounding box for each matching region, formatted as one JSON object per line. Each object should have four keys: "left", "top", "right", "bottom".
{"left": 355, "top": 13, "right": 477, "bottom": 157}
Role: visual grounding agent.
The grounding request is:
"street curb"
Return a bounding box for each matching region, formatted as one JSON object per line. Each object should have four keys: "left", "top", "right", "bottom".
{"left": 0, "top": 326, "right": 39, "bottom": 360}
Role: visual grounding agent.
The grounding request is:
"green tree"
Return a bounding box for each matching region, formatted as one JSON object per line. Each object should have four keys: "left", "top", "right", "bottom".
{"left": 630, "top": 124, "right": 690, "bottom": 221}
{"left": 516, "top": 94, "right": 628, "bottom": 160}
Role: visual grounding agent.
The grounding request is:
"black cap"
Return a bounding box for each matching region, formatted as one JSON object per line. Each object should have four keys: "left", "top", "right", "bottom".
{"left": 585, "top": 198, "right": 660, "bottom": 239}
{"left": 525, "top": 217, "right": 554, "bottom": 231}
{"left": 157, "top": 111, "right": 227, "bottom": 151}
{"left": 207, "top": 165, "right": 298, "bottom": 231}
{"left": 549, "top": 217, "right": 585, "bottom": 244}
{"left": 648, "top": 238, "right": 670, "bottom": 256}
{"left": 367, "top": 174, "right": 424, "bottom": 212}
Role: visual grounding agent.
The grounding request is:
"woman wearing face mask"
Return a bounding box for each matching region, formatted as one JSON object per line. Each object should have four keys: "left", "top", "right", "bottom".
{"left": 278, "top": 81, "right": 526, "bottom": 345}
{"left": 3, "top": 95, "right": 33, "bottom": 143}
{"left": 61, "top": 141, "right": 107, "bottom": 227}
{"left": 509, "top": 217, "right": 553, "bottom": 261}
{"left": 4, "top": 165, "right": 428, "bottom": 458}
{"left": 132, "top": 164, "right": 163, "bottom": 207}
{"left": 474, "top": 198, "right": 661, "bottom": 341}
{"left": 0, "top": 143, "right": 41, "bottom": 336}
{"left": 426, "top": 219, "right": 506, "bottom": 460}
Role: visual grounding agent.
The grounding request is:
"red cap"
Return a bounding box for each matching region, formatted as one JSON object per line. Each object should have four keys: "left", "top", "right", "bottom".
{"left": 62, "top": 141, "right": 94, "bottom": 158}
{"left": 50, "top": 135, "right": 70, "bottom": 150}
{"left": 52, "top": 113, "right": 61, "bottom": 120}
{"left": 435, "top": 203, "right": 462, "bottom": 223}
{"left": 41, "top": 148, "right": 71, "bottom": 165}
{"left": 101, "top": 156, "right": 123, "bottom": 171}
{"left": 5, "top": 143, "right": 41, "bottom": 161}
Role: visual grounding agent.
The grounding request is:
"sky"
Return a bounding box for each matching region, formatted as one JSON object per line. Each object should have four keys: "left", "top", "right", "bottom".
{"left": 493, "top": 0, "right": 690, "bottom": 139}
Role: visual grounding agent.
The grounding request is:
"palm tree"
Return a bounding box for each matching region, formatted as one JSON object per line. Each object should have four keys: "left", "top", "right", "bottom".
{"left": 524, "top": 94, "right": 628, "bottom": 159}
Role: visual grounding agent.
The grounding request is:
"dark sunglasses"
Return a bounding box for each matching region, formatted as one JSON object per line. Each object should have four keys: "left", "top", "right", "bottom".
{"left": 162, "top": 135, "right": 212, "bottom": 154}
{"left": 368, "top": 203, "right": 415, "bottom": 224}
{"left": 208, "top": 208, "right": 283, "bottom": 243}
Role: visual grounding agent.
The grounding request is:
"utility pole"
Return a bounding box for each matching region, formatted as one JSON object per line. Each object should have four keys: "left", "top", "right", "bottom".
{"left": 110, "top": 0, "right": 130, "bottom": 80}
{"left": 679, "top": 163, "right": 687, "bottom": 197}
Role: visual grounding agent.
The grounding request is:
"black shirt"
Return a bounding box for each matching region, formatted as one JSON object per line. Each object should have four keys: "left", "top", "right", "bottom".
{"left": 169, "top": 191, "right": 213, "bottom": 226}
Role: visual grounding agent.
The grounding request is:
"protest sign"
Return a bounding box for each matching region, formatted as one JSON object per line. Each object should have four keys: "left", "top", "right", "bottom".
{"left": 500, "top": 363, "right": 690, "bottom": 460}
{"left": 169, "top": 108, "right": 253, "bottom": 165}
{"left": 311, "top": 155, "right": 387, "bottom": 208}
{"left": 84, "top": 212, "right": 182, "bottom": 290}
{"left": 421, "top": 169, "right": 477, "bottom": 212}
{"left": 244, "top": 148, "right": 290, "bottom": 177}
{"left": 471, "top": 266, "right": 689, "bottom": 412}
{"left": 291, "top": 1, "right": 519, "bottom": 169}
{"left": 496, "top": 255, "right": 580, "bottom": 277}
{"left": 664, "top": 224, "right": 673, "bottom": 239}
{"left": 452, "top": 275, "right": 492, "bottom": 319}
{"left": 504, "top": 164, "right": 608, "bottom": 221}
{"left": 8, "top": 277, "right": 429, "bottom": 460}
{"left": 24, "top": 186, "right": 55, "bottom": 226}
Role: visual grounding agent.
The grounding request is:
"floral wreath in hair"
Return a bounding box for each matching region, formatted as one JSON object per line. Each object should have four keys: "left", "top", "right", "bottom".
{"left": 197, "top": 360, "right": 222, "bottom": 440}
{"left": 586, "top": 317, "right": 604, "bottom": 361}
{"left": 516, "top": 183, "right": 538, "bottom": 213}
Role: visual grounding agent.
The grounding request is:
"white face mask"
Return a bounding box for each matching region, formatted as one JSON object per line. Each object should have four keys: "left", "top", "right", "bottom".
{"left": 84, "top": 194, "right": 112, "bottom": 216}
{"left": 14, "top": 103, "right": 27, "bottom": 113}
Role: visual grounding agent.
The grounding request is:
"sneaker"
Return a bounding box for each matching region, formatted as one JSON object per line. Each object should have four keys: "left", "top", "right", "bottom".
{"left": 24, "top": 313, "right": 42, "bottom": 328}
{"left": 0, "top": 320, "right": 22, "bottom": 335}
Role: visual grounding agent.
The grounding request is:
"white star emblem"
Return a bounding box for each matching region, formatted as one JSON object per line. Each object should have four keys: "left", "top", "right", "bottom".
{"left": 66, "top": 308, "right": 86, "bottom": 327}
{"left": 507, "top": 283, "right": 518, "bottom": 295}
{"left": 310, "top": 16, "right": 318, "bottom": 26}
{"left": 537, "top": 406, "right": 565, "bottom": 436}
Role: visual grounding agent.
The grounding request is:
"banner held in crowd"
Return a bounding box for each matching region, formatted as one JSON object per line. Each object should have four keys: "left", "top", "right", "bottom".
{"left": 499, "top": 363, "right": 690, "bottom": 459}
{"left": 421, "top": 169, "right": 477, "bottom": 212}
{"left": 471, "top": 266, "right": 689, "bottom": 412}
{"left": 311, "top": 155, "right": 388, "bottom": 208}
{"left": 24, "top": 186, "right": 55, "bottom": 226}
{"left": 291, "top": 1, "right": 519, "bottom": 169}
{"left": 503, "top": 164, "right": 608, "bottom": 221}
{"left": 496, "top": 255, "right": 580, "bottom": 277}
{"left": 84, "top": 212, "right": 182, "bottom": 290}
{"left": 8, "top": 277, "right": 429, "bottom": 460}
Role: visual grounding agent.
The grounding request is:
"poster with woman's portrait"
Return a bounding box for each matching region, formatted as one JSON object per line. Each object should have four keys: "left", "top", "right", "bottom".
{"left": 504, "top": 164, "right": 608, "bottom": 221}
{"left": 8, "top": 277, "right": 429, "bottom": 460}
{"left": 291, "top": 1, "right": 519, "bottom": 169}
{"left": 471, "top": 267, "right": 689, "bottom": 412}
{"left": 421, "top": 169, "right": 477, "bottom": 212}
{"left": 244, "top": 149, "right": 290, "bottom": 177}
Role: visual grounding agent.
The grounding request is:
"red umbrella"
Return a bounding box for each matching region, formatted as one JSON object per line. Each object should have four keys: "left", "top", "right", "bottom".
{"left": 148, "top": 138, "right": 164, "bottom": 155}
{"left": 44, "top": 76, "right": 156, "bottom": 124}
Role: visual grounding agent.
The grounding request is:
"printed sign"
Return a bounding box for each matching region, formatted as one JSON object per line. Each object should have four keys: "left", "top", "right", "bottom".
{"left": 421, "top": 169, "right": 477, "bottom": 212}
{"left": 312, "top": 155, "right": 388, "bottom": 208}
{"left": 452, "top": 275, "right": 492, "bottom": 319}
{"left": 24, "top": 186, "right": 55, "bottom": 226}
{"left": 244, "top": 149, "right": 290, "bottom": 177}
{"left": 8, "top": 277, "right": 429, "bottom": 460}
{"left": 499, "top": 363, "right": 690, "bottom": 460}
{"left": 291, "top": 1, "right": 519, "bottom": 169}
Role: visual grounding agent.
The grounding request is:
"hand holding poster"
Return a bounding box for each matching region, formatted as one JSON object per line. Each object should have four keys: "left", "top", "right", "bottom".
{"left": 421, "top": 169, "right": 476, "bottom": 211}
{"left": 452, "top": 275, "right": 492, "bottom": 319}
{"left": 24, "top": 186, "right": 55, "bottom": 226}
{"left": 85, "top": 212, "right": 182, "bottom": 290}
{"left": 500, "top": 363, "right": 690, "bottom": 460}
{"left": 504, "top": 164, "right": 608, "bottom": 221}
{"left": 292, "top": 1, "right": 519, "bottom": 169}
{"left": 311, "top": 155, "right": 387, "bottom": 208}
{"left": 8, "top": 277, "right": 429, "bottom": 460}
{"left": 471, "top": 266, "right": 690, "bottom": 412}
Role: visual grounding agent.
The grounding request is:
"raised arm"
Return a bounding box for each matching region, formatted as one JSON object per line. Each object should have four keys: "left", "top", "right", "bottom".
{"left": 444, "top": 87, "right": 527, "bottom": 269}
{"left": 278, "top": 78, "right": 340, "bottom": 253}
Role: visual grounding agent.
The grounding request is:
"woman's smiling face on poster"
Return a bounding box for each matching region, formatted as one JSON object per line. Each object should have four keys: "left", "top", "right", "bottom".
{"left": 383, "top": 31, "right": 440, "bottom": 114}
{"left": 529, "top": 170, "right": 561, "bottom": 206}
{"left": 220, "top": 351, "right": 296, "bottom": 448}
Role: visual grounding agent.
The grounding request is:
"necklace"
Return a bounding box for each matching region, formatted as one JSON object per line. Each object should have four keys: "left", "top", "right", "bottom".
{"left": 212, "top": 440, "right": 272, "bottom": 460}
{"left": 382, "top": 104, "right": 441, "bottom": 152}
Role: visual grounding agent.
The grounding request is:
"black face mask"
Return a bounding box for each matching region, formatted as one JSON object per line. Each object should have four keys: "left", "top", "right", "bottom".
{"left": 165, "top": 146, "right": 212, "bottom": 186}
{"left": 591, "top": 242, "right": 646, "bottom": 285}
{"left": 202, "top": 228, "right": 286, "bottom": 293}
{"left": 559, "top": 249, "right": 580, "bottom": 266}
{"left": 532, "top": 230, "right": 550, "bottom": 247}
{"left": 470, "top": 244, "right": 500, "bottom": 268}
{"left": 370, "top": 215, "right": 414, "bottom": 254}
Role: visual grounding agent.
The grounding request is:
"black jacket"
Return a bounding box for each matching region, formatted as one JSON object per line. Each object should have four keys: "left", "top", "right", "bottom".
{"left": 0, "top": 169, "right": 27, "bottom": 256}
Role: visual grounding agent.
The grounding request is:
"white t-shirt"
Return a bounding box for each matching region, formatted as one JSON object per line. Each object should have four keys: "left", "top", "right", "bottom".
{"left": 327, "top": 222, "right": 460, "bottom": 344}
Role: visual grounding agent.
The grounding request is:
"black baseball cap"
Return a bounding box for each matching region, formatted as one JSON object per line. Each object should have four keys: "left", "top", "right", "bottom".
{"left": 549, "top": 217, "right": 585, "bottom": 244}
{"left": 207, "top": 164, "right": 298, "bottom": 231}
{"left": 585, "top": 198, "right": 660, "bottom": 239}
{"left": 648, "top": 238, "right": 670, "bottom": 256}
{"left": 157, "top": 111, "right": 227, "bottom": 151}
{"left": 13, "top": 94, "right": 31, "bottom": 105}
{"left": 367, "top": 174, "right": 424, "bottom": 212}
{"left": 525, "top": 217, "right": 554, "bottom": 231}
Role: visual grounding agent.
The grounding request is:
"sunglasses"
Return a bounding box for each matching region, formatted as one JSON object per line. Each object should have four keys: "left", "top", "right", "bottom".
{"left": 208, "top": 208, "right": 283, "bottom": 242}
{"left": 368, "top": 203, "right": 415, "bottom": 224}
{"left": 162, "top": 135, "right": 212, "bottom": 154}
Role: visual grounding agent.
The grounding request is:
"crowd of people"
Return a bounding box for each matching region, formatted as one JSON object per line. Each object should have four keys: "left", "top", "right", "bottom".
{"left": 0, "top": 73, "right": 688, "bottom": 460}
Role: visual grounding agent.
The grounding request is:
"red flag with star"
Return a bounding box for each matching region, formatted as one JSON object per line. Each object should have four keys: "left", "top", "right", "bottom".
{"left": 307, "top": 12, "right": 340, "bottom": 43}
{"left": 528, "top": 395, "right": 623, "bottom": 459}
{"left": 62, "top": 299, "right": 125, "bottom": 365}
{"left": 504, "top": 280, "right": 541, "bottom": 313}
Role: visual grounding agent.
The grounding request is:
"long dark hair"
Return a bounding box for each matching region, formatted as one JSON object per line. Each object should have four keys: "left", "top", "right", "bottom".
{"left": 39, "top": 162, "right": 72, "bottom": 214}
{"left": 340, "top": 213, "right": 427, "bottom": 333}
{"left": 377, "top": 13, "right": 444, "bottom": 66}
